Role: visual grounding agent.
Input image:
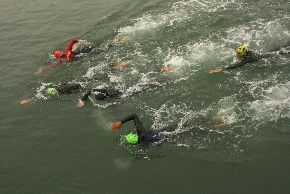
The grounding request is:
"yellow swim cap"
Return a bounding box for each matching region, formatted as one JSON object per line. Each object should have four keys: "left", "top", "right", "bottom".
{"left": 236, "top": 45, "right": 249, "bottom": 56}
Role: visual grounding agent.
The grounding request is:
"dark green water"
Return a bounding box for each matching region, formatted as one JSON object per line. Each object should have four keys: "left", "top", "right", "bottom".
{"left": 1, "top": 0, "right": 290, "bottom": 193}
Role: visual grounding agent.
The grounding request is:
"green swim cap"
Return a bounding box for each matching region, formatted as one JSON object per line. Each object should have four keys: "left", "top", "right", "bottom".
{"left": 46, "top": 88, "right": 58, "bottom": 95}
{"left": 125, "top": 133, "right": 139, "bottom": 144}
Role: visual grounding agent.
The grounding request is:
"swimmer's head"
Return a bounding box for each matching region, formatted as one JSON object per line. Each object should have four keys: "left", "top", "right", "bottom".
{"left": 125, "top": 133, "right": 139, "bottom": 145}
{"left": 54, "top": 50, "right": 63, "bottom": 58}
{"left": 236, "top": 45, "right": 249, "bottom": 56}
{"left": 46, "top": 88, "right": 58, "bottom": 96}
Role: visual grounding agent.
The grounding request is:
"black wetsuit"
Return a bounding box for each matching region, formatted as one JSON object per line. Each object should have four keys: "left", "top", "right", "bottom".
{"left": 55, "top": 83, "right": 82, "bottom": 94}
{"left": 81, "top": 88, "right": 122, "bottom": 101}
{"left": 120, "top": 113, "right": 177, "bottom": 144}
{"left": 79, "top": 42, "right": 114, "bottom": 55}
{"left": 52, "top": 83, "right": 121, "bottom": 102}
{"left": 223, "top": 51, "right": 261, "bottom": 71}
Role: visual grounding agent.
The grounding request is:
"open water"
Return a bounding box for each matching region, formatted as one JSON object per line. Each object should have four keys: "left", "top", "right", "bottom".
{"left": 1, "top": 0, "right": 290, "bottom": 193}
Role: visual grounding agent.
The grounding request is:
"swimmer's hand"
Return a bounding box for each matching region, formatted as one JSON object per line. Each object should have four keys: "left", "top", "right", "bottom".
{"left": 111, "top": 121, "right": 122, "bottom": 131}
{"left": 78, "top": 40, "right": 90, "bottom": 45}
{"left": 76, "top": 99, "right": 85, "bottom": 108}
{"left": 20, "top": 99, "right": 31, "bottom": 105}
{"left": 161, "top": 66, "right": 174, "bottom": 73}
{"left": 117, "top": 36, "right": 128, "bottom": 44}
{"left": 209, "top": 69, "right": 223, "bottom": 74}
{"left": 115, "top": 60, "right": 132, "bottom": 68}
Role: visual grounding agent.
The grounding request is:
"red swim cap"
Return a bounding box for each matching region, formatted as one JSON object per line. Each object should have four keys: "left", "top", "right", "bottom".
{"left": 54, "top": 50, "right": 63, "bottom": 58}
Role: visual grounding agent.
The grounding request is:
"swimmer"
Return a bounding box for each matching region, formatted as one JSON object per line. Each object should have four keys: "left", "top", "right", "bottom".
{"left": 35, "top": 39, "right": 115, "bottom": 74}
{"left": 209, "top": 45, "right": 260, "bottom": 74}
{"left": 111, "top": 113, "right": 180, "bottom": 145}
{"left": 76, "top": 88, "right": 122, "bottom": 108}
{"left": 20, "top": 83, "right": 82, "bottom": 105}
{"left": 53, "top": 39, "right": 89, "bottom": 60}
{"left": 19, "top": 82, "right": 121, "bottom": 106}
{"left": 35, "top": 39, "right": 90, "bottom": 74}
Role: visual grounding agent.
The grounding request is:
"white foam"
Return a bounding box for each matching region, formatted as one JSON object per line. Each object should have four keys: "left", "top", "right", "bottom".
{"left": 113, "top": 158, "right": 132, "bottom": 170}
{"left": 83, "top": 65, "right": 106, "bottom": 79}
{"left": 216, "top": 96, "right": 240, "bottom": 125}
{"left": 118, "top": 0, "right": 242, "bottom": 37}
{"left": 35, "top": 82, "right": 52, "bottom": 100}
{"left": 223, "top": 19, "right": 290, "bottom": 52}
{"left": 250, "top": 82, "right": 290, "bottom": 122}
{"left": 121, "top": 72, "right": 161, "bottom": 98}
{"left": 157, "top": 41, "right": 231, "bottom": 77}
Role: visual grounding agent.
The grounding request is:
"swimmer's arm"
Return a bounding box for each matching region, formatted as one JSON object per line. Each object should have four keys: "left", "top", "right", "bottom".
{"left": 115, "top": 60, "right": 132, "bottom": 68}
{"left": 77, "top": 90, "right": 91, "bottom": 108}
{"left": 65, "top": 39, "right": 79, "bottom": 52}
{"left": 20, "top": 97, "right": 36, "bottom": 105}
{"left": 120, "top": 113, "right": 138, "bottom": 124}
{"left": 34, "top": 61, "right": 65, "bottom": 75}
{"left": 121, "top": 114, "right": 147, "bottom": 135}
{"left": 223, "top": 60, "right": 247, "bottom": 71}
{"left": 209, "top": 69, "right": 223, "bottom": 74}
{"left": 209, "top": 60, "right": 248, "bottom": 74}
{"left": 112, "top": 113, "right": 145, "bottom": 134}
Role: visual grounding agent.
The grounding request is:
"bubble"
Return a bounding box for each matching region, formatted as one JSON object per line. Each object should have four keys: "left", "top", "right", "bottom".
{"left": 113, "top": 158, "right": 132, "bottom": 170}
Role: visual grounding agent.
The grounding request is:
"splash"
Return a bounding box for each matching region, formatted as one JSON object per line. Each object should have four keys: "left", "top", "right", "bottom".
{"left": 35, "top": 82, "right": 53, "bottom": 100}
{"left": 250, "top": 82, "right": 290, "bottom": 122}
{"left": 118, "top": 0, "right": 243, "bottom": 37}
{"left": 223, "top": 18, "right": 290, "bottom": 52}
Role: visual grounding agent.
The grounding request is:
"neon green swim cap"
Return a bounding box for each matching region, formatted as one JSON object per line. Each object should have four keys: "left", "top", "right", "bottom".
{"left": 46, "top": 88, "right": 58, "bottom": 95}
{"left": 125, "top": 133, "right": 139, "bottom": 144}
{"left": 236, "top": 45, "right": 249, "bottom": 56}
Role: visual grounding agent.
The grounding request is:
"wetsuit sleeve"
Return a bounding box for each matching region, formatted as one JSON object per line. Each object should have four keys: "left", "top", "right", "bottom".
{"left": 120, "top": 113, "right": 149, "bottom": 136}
{"left": 91, "top": 88, "right": 108, "bottom": 93}
{"left": 80, "top": 90, "right": 92, "bottom": 101}
{"left": 81, "top": 89, "right": 107, "bottom": 101}
{"left": 223, "top": 51, "right": 260, "bottom": 71}
{"left": 90, "top": 88, "right": 121, "bottom": 99}
{"left": 106, "top": 89, "right": 122, "bottom": 98}
{"left": 65, "top": 39, "right": 79, "bottom": 52}
{"left": 223, "top": 60, "right": 248, "bottom": 70}
{"left": 90, "top": 89, "right": 107, "bottom": 100}
{"left": 57, "top": 83, "right": 81, "bottom": 94}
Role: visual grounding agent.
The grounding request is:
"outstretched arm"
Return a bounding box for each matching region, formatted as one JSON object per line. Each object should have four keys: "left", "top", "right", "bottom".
{"left": 209, "top": 68, "right": 223, "bottom": 74}
{"left": 209, "top": 60, "right": 247, "bottom": 74}
{"left": 111, "top": 113, "right": 148, "bottom": 136}
{"left": 65, "top": 39, "right": 79, "bottom": 52}
{"left": 66, "top": 39, "right": 89, "bottom": 52}
{"left": 115, "top": 60, "right": 132, "bottom": 68}
{"left": 223, "top": 60, "right": 247, "bottom": 71}
{"left": 20, "top": 97, "right": 35, "bottom": 105}
{"left": 35, "top": 60, "right": 65, "bottom": 75}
